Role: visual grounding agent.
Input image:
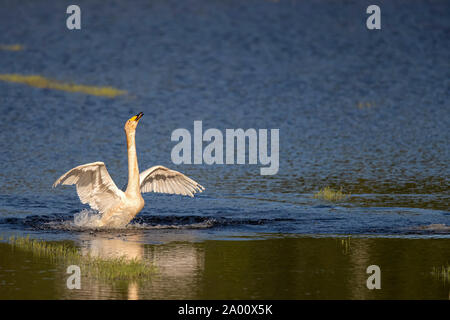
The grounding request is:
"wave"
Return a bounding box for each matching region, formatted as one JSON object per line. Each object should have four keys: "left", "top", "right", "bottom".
{"left": 0, "top": 211, "right": 289, "bottom": 232}
{"left": 413, "top": 224, "right": 450, "bottom": 232}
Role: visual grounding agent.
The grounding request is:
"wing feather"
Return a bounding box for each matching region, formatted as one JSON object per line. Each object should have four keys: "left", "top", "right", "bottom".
{"left": 53, "top": 162, "right": 124, "bottom": 213}
{"left": 139, "top": 165, "right": 204, "bottom": 197}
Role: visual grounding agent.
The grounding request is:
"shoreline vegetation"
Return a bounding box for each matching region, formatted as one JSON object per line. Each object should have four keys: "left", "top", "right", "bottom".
{"left": 432, "top": 265, "right": 450, "bottom": 284}
{"left": 6, "top": 235, "right": 154, "bottom": 280}
{"left": 314, "top": 186, "right": 350, "bottom": 202}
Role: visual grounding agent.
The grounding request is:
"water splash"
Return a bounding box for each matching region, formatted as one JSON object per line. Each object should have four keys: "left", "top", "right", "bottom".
{"left": 73, "top": 209, "right": 104, "bottom": 228}
{"left": 72, "top": 210, "right": 217, "bottom": 230}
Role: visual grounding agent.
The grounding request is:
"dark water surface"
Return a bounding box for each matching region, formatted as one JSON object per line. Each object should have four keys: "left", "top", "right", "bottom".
{"left": 0, "top": 237, "right": 449, "bottom": 299}
{"left": 0, "top": 0, "right": 449, "bottom": 299}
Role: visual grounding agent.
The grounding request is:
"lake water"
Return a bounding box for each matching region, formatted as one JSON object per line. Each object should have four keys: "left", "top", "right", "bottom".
{"left": 0, "top": 0, "right": 448, "bottom": 299}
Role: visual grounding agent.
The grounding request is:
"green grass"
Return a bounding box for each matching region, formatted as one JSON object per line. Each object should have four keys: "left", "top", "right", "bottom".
{"left": 314, "top": 186, "right": 350, "bottom": 202}
{"left": 7, "top": 235, "right": 154, "bottom": 280}
{"left": 339, "top": 236, "right": 351, "bottom": 255}
{"left": 431, "top": 264, "right": 450, "bottom": 284}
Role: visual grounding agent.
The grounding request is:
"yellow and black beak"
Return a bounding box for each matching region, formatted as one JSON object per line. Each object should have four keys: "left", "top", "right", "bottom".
{"left": 130, "top": 112, "right": 144, "bottom": 122}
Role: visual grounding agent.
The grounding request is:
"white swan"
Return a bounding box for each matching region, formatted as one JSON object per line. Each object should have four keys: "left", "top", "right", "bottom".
{"left": 53, "top": 112, "right": 205, "bottom": 228}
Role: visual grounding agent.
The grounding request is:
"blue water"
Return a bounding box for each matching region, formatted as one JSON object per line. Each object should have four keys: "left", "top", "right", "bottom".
{"left": 0, "top": 0, "right": 449, "bottom": 242}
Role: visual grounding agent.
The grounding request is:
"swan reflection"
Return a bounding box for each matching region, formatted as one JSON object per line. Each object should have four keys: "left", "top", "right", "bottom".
{"left": 74, "top": 233, "right": 204, "bottom": 299}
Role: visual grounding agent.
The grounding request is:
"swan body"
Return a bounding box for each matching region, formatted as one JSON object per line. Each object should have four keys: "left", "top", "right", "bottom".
{"left": 53, "top": 112, "right": 205, "bottom": 228}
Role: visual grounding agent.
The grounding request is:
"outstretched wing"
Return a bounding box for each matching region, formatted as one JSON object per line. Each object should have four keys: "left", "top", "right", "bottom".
{"left": 53, "top": 162, "right": 125, "bottom": 213}
{"left": 139, "top": 165, "right": 205, "bottom": 197}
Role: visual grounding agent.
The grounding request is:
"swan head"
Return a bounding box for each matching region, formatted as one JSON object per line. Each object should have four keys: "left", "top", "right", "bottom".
{"left": 124, "top": 112, "right": 144, "bottom": 132}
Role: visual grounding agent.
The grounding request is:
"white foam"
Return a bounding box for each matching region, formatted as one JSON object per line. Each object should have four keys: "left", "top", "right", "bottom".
{"left": 73, "top": 209, "right": 104, "bottom": 228}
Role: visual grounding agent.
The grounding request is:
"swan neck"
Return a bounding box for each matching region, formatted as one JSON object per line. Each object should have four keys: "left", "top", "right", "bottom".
{"left": 125, "top": 130, "right": 140, "bottom": 194}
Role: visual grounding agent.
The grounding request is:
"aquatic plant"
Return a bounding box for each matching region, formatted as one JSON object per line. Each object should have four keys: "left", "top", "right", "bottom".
{"left": 0, "top": 44, "right": 24, "bottom": 51}
{"left": 431, "top": 264, "right": 450, "bottom": 284}
{"left": 7, "top": 235, "right": 154, "bottom": 280}
{"left": 339, "top": 236, "right": 351, "bottom": 255}
{"left": 0, "top": 74, "right": 126, "bottom": 98}
{"left": 357, "top": 101, "right": 376, "bottom": 110}
{"left": 314, "top": 186, "right": 350, "bottom": 201}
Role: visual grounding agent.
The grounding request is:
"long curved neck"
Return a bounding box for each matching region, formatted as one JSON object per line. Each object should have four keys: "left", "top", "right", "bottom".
{"left": 125, "top": 130, "right": 140, "bottom": 195}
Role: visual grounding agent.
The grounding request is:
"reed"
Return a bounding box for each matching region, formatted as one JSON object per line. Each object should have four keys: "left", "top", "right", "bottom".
{"left": 339, "top": 236, "right": 351, "bottom": 255}
{"left": 7, "top": 235, "right": 154, "bottom": 280}
{"left": 431, "top": 264, "right": 449, "bottom": 284}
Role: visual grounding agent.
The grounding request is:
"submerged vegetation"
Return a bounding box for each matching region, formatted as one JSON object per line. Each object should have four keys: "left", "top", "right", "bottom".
{"left": 7, "top": 235, "right": 154, "bottom": 280}
{"left": 314, "top": 186, "right": 350, "bottom": 202}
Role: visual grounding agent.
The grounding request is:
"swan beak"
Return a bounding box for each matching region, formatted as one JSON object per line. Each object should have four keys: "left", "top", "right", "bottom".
{"left": 130, "top": 112, "right": 144, "bottom": 122}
